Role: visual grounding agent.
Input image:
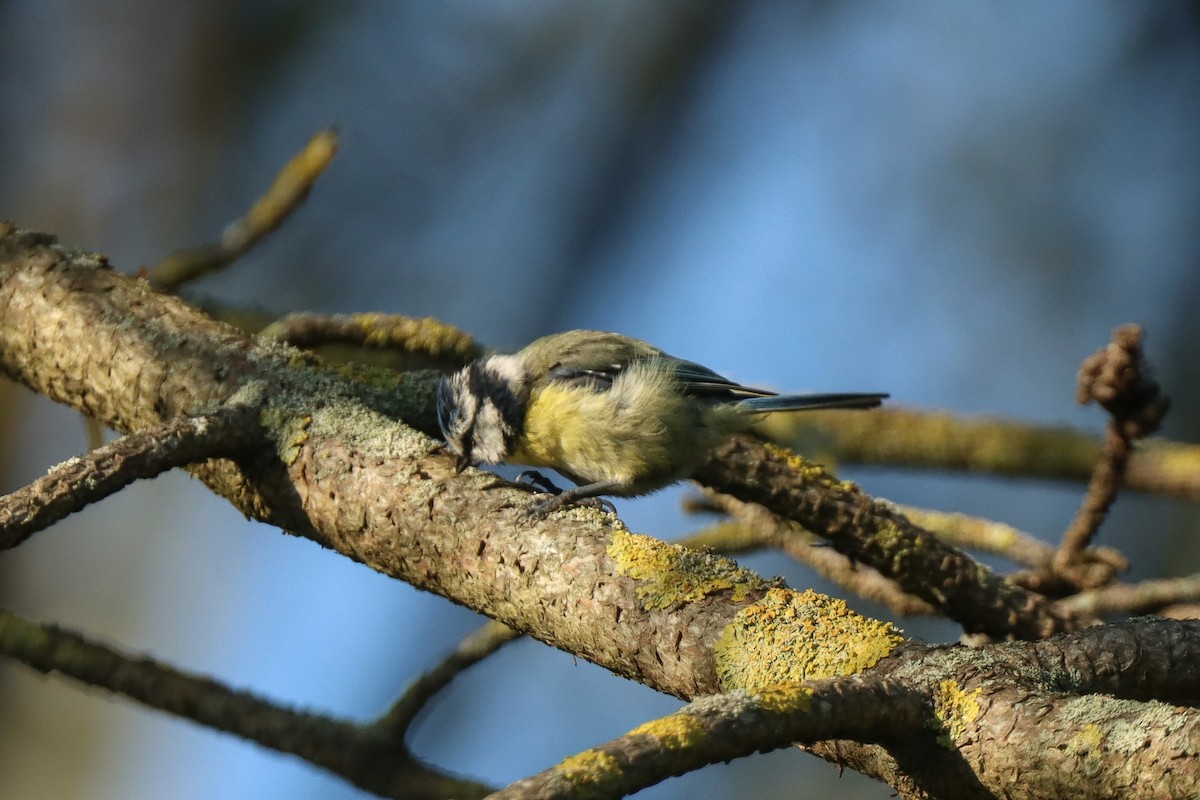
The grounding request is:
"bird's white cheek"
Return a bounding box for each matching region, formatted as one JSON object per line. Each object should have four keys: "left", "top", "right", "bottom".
{"left": 482, "top": 355, "right": 525, "bottom": 386}
{"left": 472, "top": 401, "right": 512, "bottom": 464}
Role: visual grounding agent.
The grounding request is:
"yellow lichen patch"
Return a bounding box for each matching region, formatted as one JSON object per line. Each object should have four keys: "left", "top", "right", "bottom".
{"left": 259, "top": 407, "right": 312, "bottom": 466}
{"left": 1070, "top": 722, "right": 1105, "bottom": 753}
{"left": 930, "top": 679, "right": 983, "bottom": 748}
{"left": 349, "top": 313, "right": 481, "bottom": 361}
{"left": 629, "top": 713, "right": 705, "bottom": 750}
{"left": 752, "top": 683, "right": 814, "bottom": 715}
{"left": 1064, "top": 720, "right": 1108, "bottom": 774}
{"left": 557, "top": 749, "right": 622, "bottom": 788}
{"left": 607, "top": 529, "right": 769, "bottom": 611}
{"left": 1149, "top": 443, "right": 1200, "bottom": 490}
{"left": 762, "top": 443, "right": 840, "bottom": 487}
{"left": 714, "top": 588, "right": 903, "bottom": 692}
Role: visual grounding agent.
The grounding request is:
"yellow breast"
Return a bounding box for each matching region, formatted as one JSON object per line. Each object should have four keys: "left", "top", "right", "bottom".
{"left": 508, "top": 363, "right": 750, "bottom": 494}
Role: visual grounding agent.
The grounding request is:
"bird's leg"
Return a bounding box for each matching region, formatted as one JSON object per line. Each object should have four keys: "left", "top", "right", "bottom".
{"left": 526, "top": 479, "right": 622, "bottom": 518}
{"left": 480, "top": 469, "right": 559, "bottom": 493}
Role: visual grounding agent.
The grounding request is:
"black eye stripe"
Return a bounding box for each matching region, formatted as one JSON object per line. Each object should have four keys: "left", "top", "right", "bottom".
{"left": 469, "top": 361, "right": 527, "bottom": 440}
{"left": 436, "top": 360, "right": 529, "bottom": 465}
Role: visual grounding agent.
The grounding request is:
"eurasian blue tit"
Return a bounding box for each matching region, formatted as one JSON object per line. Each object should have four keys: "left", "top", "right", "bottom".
{"left": 436, "top": 330, "right": 885, "bottom": 513}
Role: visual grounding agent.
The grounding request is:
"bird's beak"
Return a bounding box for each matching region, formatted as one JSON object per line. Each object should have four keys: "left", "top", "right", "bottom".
{"left": 454, "top": 454, "right": 470, "bottom": 474}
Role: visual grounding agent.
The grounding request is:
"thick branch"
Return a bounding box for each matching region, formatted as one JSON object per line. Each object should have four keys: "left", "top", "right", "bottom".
{"left": 0, "top": 224, "right": 761, "bottom": 700}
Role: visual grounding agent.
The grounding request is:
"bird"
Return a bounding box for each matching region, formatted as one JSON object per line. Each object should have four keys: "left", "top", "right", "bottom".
{"left": 436, "top": 330, "right": 885, "bottom": 514}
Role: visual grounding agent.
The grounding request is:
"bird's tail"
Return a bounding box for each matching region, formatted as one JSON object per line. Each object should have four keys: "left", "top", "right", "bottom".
{"left": 739, "top": 392, "right": 888, "bottom": 413}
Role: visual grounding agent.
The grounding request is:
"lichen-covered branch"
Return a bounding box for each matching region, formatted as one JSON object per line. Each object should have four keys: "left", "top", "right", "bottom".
{"left": 258, "top": 311, "right": 484, "bottom": 370}
{"left": 694, "top": 439, "right": 1078, "bottom": 639}
{"left": 488, "top": 678, "right": 923, "bottom": 800}
{"left": 0, "top": 223, "right": 871, "bottom": 703}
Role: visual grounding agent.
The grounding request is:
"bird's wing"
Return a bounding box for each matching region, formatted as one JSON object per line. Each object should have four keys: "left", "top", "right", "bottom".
{"left": 538, "top": 331, "right": 663, "bottom": 391}
{"left": 546, "top": 353, "right": 776, "bottom": 401}
{"left": 668, "top": 359, "right": 776, "bottom": 400}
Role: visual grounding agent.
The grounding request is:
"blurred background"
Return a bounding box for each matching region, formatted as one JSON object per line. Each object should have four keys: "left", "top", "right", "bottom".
{"left": 1, "top": 1, "right": 1199, "bottom": 798}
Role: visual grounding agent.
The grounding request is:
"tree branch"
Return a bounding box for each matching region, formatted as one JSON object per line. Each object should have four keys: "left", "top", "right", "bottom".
{"left": 5, "top": 224, "right": 1200, "bottom": 799}
{"left": 369, "top": 620, "right": 520, "bottom": 739}
{"left": 0, "top": 405, "right": 260, "bottom": 549}
{"left": 488, "top": 678, "right": 924, "bottom": 800}
{"left": 0, "top": 608, "right": 493, "bottom": 799}
{"left": 693, "top": 439, "right": 1078, "bottom": 639}
{"left": 762, "top": 406, "right": 1200, "bottom": 501}
{"left": 146, "top": 129, "right": 339, "bottom": 291}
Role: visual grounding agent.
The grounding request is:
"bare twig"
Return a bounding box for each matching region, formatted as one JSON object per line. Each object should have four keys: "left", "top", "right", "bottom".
{"left": 370, "top": 620, "right": 520, "bottom": 739}
{"left": 1054, "top": 325, "right": 1170, "bottom": 582}
{"left": 1059, "top": 574, "right": 1200, "bottom": 617}
{"left": 0, "top": 608, "right": 493, "bottom": 799}
{"left": 0, "top": 406, "right": 260, "bottom": 550}
{"left": 146, "top": 129, "right": 339, "bottom": 291}
{"left": 897, "top": 505, "right": 1128, "bottom": 579}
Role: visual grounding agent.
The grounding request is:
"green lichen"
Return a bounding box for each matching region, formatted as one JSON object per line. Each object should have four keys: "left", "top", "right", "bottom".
{"left": 714, "top": 588, "right": 903, "bottom": 692}
{"left": 607, "top": 529, "right": 769, "bottom": 611}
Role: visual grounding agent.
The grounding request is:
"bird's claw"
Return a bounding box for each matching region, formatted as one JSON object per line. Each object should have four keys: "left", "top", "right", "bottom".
{"left": 481, "top": 470, "right": 618, "bottom": 518}
{"left": 523, "top": 492, "right": 617, "bottom": 519}
{"left": 514, "top": 470, "right": 563, "bottom": 494}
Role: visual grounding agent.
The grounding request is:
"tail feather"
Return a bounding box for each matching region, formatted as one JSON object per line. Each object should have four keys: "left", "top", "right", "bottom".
{"left": 740, "top": 392, "right": 888, "bottom": 413}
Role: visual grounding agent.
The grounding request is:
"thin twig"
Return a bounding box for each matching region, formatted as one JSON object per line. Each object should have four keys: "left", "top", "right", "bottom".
{"left": 146, "top": 129, "right": 339, "bottom": 291}
{"left": 1054, "top": 325, "right": 1170, "bottom": 581}
{"left": 897, "top": 505, "right": 1127, "bottom": 577}
{"left": 0, "top": 406, "right": 260, "bottom": 550}
{"left": 369, "top": 620, "right": 520, "bottom": 739}
{"left": 1059, "top": 574, "right": 1200, "bottom": 617}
